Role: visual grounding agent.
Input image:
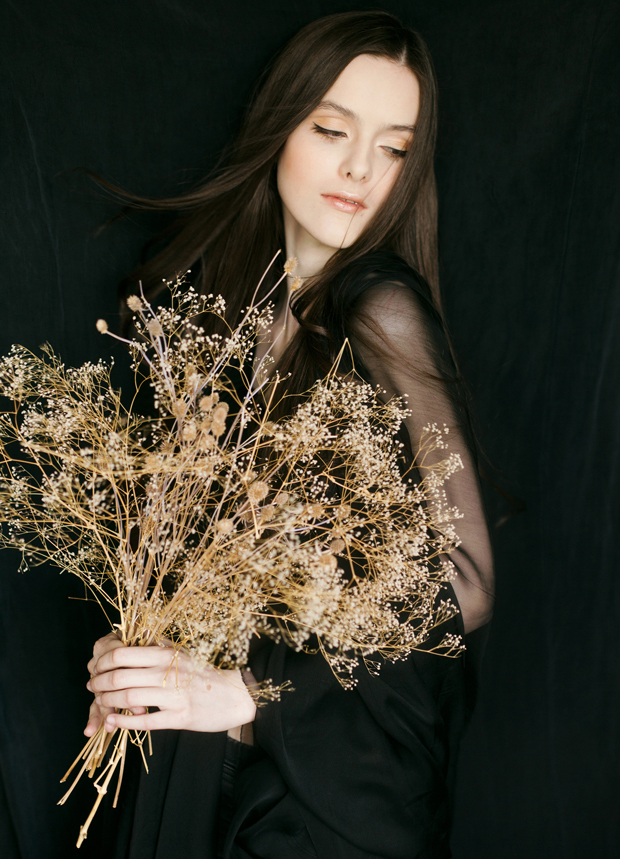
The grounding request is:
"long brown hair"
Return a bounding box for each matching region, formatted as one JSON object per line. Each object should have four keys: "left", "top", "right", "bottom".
{"left": 108, "top": 11, "right": 440, "bottom": 405}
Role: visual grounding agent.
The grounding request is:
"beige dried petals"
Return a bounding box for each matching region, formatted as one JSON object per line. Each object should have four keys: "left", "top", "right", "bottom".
{"left": 238, "top": 504, "right": 254, "bottom": 523}
{"left": 95, "top": 319, "right": 108, "bottom": 333}
{"left": 247, "top": 481, "right": 269, "bottom": 504}
{"left": 185, "top": 366, "right": 201, "bottom": 390}
{"left": 147, "top": 319, "right": 164, "bottom": 338}
{"left": 143, "top": 453, "right": 161, "bottom": 472}
{"left": 319, "top": 554, "right": 338, "bottom": 570}
{"left": 211, "top": 403, "right": 229, "bottom": 437}
{"left": 258, "top": 504, "right": 276, "bottom": 523}
{"left": 199, "top": 392, "right": 219, "bottom": 411}
{"left": 126, "top": 295, "right": 143, "bottom": 312}
{"left": 328, "top": 538, "right": 346, "bottom": 554}
{"left": 283, "top": 257, "right": 298, "bottom": 275}
{"left": 211, "top": 418, "right": 226, "bottom": 438}
{"left": 171, "top": 400, "right": 187, "bottom": 419}
{"left": 197, "top": 458, "right": 214, "bottom": 477}
{"left": 197, "top": 431, "right": 216, "bottom": 451}
{"left": 182, "top": 422, "right": 197, "bottom": 442}
{"left": 216, "top": 518, "right": 234, "bottom": 535}
{"left": 212, "top": 403, "right": 229, "bottom": 422}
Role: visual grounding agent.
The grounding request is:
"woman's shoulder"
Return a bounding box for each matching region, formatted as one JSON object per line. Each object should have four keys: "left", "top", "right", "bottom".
{"left": 335, "top": 250, "right": 437, "bottom": 313}
{"left": 333, "top": 250, "right": 441, "bottom": 327}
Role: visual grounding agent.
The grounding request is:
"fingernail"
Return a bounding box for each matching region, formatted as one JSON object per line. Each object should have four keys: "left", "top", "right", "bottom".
{"left": 86, "top": 681, "right": 92, "bottom": 692}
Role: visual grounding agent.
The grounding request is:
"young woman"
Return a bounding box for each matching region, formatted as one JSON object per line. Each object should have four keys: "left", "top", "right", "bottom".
{"left": 85, "top": 12, "right": 494, "bottom": 859}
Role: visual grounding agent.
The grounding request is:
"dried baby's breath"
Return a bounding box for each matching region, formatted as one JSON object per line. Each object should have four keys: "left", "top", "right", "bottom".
{"left": 0, "top": 274, "right": 464, "bottom": 846}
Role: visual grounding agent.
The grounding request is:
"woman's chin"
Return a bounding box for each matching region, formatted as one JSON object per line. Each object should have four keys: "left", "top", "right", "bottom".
{"left": 308, "top": 222, "right": 364, "bottom": 252}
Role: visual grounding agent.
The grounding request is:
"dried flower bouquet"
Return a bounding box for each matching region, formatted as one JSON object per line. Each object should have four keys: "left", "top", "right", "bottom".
{"left": 0, "top": 267, "right": 464, "bottom": 846}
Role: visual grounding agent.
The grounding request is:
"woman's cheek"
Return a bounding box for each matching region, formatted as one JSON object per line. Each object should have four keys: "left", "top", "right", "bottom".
{"left": 280, "top": 136, "right": 324, "bottom": 202}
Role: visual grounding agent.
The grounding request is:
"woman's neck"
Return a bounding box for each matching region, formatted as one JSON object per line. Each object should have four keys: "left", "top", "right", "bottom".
{"left": 283, "top": 207, "right": 336, "bottom": 288}
{"left": 256, "top": 207, "right": 338, "bottom": 372}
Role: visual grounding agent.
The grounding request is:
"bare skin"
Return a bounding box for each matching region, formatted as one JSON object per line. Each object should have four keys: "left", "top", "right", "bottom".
{"left": 256, "top": 53, "right": 419, "bottom": 368}
{"left": 277, "top": 53, "right": 419, "bottom": 276}
{"left": 84, "top": 633, "right": 256, "bottom": 736}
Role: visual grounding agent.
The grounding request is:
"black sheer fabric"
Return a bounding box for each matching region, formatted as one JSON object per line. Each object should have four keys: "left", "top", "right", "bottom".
{"left": 339, "top": 252, "right": 494, "bottom": 634}
{"left": 113, "top": 251, "right": 493, "bottom": 859}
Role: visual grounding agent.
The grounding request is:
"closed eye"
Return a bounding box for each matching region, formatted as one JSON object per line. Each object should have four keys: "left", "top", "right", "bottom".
{"left": 313, "top": 123, "right": 408, "bottom": 159}
{"left": 312, "top": 122, "right": 346, "bottom": 139}
{"left": 383, "top": 146, "right": 408, "bottom": 159}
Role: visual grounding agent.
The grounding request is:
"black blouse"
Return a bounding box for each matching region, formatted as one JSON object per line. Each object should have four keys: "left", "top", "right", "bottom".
{"left": 111, "top": 251, "right": 493, "bottom": 859}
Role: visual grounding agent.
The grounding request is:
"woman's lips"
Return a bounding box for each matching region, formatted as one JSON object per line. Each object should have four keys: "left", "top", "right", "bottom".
{"left": 321, "top": 194, "right": 367, "bottom": 214}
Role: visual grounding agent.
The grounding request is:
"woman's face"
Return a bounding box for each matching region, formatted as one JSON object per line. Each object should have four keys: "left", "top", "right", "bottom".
{"left": 277, "top": 54, "right": 420, "bottom": 261}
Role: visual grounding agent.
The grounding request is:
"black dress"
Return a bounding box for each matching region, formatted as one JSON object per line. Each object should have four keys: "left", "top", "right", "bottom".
{"left": 110, "top": 252, "right": 494, "bottom": 859}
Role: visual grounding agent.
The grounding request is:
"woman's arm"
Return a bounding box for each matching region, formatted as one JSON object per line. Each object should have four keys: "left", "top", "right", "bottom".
{"left": 84, "top": 632, "right": 256, "bottom": 735}
{"left": 348, "top": 276, "right": 495, "bottom": 634}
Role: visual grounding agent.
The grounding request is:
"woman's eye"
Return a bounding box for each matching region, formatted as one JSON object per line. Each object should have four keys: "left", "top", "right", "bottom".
{"left": 312, "top": 123, "right": 407, "bottom": 159}
{"left": 312, "top": 123, "right": 346, "bottom": 139}
{"left": 384, "top": 146, "right": 408, "bottom": 159}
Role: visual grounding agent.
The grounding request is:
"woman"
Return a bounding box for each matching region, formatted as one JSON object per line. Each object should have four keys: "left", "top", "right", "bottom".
{"left": 85, "top": 12, "right": 494, "bottom": 858}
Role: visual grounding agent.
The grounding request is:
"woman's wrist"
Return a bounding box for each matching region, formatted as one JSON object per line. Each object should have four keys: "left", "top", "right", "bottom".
{"left": 226, "top": 668, "right": 257, "bottom": 744}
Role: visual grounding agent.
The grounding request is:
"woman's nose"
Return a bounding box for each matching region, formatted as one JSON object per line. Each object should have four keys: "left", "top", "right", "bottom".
{"left": 339, "top": 144, "right": 372, "bottom": 183}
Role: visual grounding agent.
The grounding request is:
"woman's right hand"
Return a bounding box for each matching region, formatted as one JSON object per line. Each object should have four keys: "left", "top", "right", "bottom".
{"left": 83, "top": 631, "right": 256, "bottom": 736}
{"left": 83, "top": 632, "right": 147, "bottom": 736}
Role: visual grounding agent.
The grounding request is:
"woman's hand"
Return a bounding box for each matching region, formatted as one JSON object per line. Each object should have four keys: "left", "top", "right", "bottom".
{"left": 84, "top": 633, "right": 132, "bottom": 736}
{"left": 84, "top": 632, "right": 256, "bottom": 734}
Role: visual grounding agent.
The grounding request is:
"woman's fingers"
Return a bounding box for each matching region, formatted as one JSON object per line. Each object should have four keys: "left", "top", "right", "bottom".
{"left": 88, "top": 666, "right": 165, "bottom": 695}
{"left": 84, "top": 698, "right": 148, "bottom": 736}
{"left": 93, "top": 632, "right": 123, "bottom": 661}
{"left": 87, "top": 632, "right": 124, "bottom": 675}
{"left": 96, "top": 686, "right": 169, "bottom": 713}
{"left": 84, "top": 706, "right": 101, "bottom": 737}
{"left": 84, "top": 699, "right": 113, "bottom": 737}
{"left": 104, "top": 709, "right": 172, "bottom": 733}
{"left": 93, "top": 645, "right": 178, "bottom": 676}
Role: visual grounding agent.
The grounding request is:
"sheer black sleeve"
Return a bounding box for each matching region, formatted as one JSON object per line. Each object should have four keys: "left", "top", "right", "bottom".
{"left": 342, "top": 254, "right": 494, "bottom": 634}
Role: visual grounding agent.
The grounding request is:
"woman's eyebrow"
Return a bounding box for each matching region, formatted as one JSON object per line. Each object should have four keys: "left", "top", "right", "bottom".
{"left": 315, "top": 100, "right": 416, "bottom": 134}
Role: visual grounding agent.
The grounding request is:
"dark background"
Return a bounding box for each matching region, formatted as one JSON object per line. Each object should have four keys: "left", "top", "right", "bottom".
{"left": 1, "top": 0, "right": 619, "bottom": 856}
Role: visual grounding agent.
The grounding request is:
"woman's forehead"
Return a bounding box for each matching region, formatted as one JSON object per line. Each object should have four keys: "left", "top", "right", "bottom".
{"left": 318, "top": 55, "right": 420, "bottom": 131}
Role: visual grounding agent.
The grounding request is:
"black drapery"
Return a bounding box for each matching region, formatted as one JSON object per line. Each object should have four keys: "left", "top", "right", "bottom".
{"left": 1, "top": 1, "right": 619, "bottom": 857}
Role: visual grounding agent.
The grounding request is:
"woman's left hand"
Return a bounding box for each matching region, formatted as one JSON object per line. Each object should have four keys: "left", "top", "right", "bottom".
{"left": 86, "top": 639, "right": 256, "bottom": 733}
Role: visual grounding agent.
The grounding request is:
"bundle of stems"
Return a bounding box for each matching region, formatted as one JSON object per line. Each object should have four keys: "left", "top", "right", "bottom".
{"left": 0, "top": 263, "right": 464, "bottom": 846}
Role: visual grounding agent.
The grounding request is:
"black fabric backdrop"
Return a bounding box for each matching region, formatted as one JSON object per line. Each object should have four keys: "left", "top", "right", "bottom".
{"left": 1, "top": 1, "right": 619, "bottom": 857}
